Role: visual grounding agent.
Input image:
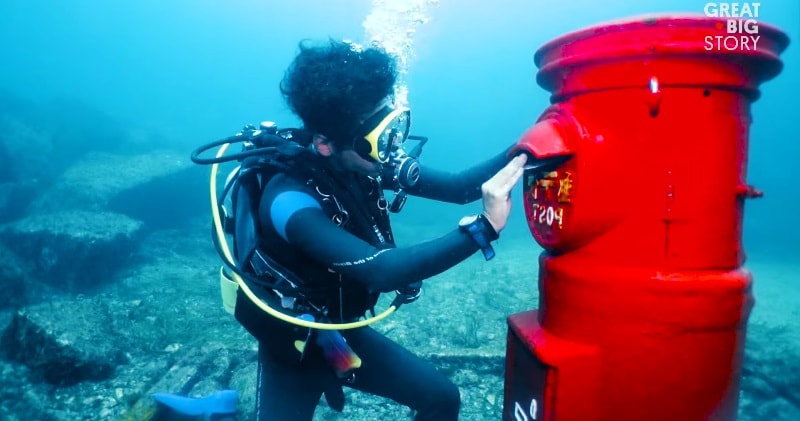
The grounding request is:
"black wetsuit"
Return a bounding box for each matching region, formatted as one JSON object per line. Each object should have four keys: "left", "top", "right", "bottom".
{"left": 240, "top": 148, "right": 510, "bottom": 420}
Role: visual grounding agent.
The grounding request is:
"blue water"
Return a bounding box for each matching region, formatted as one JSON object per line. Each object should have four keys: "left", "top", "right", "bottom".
{"left": 1, "top": 0, "right": 798, "bottom": 419}
{"left": 1, "top": 0, "right": 797, "bottom": 246}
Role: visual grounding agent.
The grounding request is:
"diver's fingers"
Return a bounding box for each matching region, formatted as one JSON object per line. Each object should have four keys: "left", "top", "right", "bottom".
{"left": 503, "top": 164, "right": 524, "bottom": 192}
{"left": 485, "top": 154, "right": 527, "bottom": 193}
{"left": 498, "top": 154, "right": 528, "bottom": 183}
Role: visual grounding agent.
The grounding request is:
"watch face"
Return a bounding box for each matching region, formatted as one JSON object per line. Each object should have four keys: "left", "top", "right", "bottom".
{"left": 459, "top": 215, "right": 479, "bottom": 227}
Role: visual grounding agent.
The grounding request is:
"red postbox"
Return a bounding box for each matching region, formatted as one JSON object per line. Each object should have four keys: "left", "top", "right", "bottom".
{"left": 503, "top": 15, "right": 789, "bottom": 421}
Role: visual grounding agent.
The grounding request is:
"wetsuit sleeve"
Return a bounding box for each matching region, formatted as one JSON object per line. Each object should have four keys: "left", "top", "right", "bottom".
{"left": 401, "top": 145, "right": 513, "bottom": 204}
{"left": 281, "top": 207, "right": 481, "bottom": 292}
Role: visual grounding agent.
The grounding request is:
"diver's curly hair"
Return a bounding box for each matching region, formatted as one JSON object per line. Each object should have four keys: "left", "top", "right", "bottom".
{"left": 280, "top": 39, "right": 398, "bottom": 145}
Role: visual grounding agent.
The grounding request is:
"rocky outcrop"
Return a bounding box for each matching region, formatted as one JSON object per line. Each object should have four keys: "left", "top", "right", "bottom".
{"left": 1, "top": 299, "right": 127, "bottom": 385}
{"left": 0, "top": 93, "right": 173, "bottom": 224}
{"left": 0, "top": 210, "right": 143, "bottom": 292}
{"left": 29, "top": 151, "right": 196, "bottom": 214}
{"left": 0, "top": 93, "right": 209, "bottom": 298}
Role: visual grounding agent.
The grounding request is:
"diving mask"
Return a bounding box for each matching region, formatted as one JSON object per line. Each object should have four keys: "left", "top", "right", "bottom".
{"left": 354, "top": 103, "right": 427, "bottom": 213}
{"left": 355, "top": 105, "right": 411, "bottom": 163}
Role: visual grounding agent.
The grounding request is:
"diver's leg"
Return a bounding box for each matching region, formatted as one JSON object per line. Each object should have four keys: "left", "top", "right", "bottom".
{"left": 255, "top": 341, "right": 326, "bottom": 421}
{"left": 343, "top": 327, "right": 461, "bottom": 421}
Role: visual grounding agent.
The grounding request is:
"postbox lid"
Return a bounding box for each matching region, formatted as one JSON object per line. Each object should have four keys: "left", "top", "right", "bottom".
{"left": 534, "top": 14, "right": 790, "bottom": 98}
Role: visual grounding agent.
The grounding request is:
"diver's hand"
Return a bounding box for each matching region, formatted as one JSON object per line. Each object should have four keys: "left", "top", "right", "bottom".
{"left": 480, "top": 154, "right": 527, "bottom": 233}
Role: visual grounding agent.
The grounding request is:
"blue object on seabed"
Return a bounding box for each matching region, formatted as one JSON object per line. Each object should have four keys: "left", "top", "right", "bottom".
{"left": 152, "top": 389, "right": 238, "bottom": 418}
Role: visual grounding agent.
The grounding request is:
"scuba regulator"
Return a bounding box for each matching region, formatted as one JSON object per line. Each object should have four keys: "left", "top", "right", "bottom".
{"left": 382, "top": 134, "right": 427, "bottom": 213}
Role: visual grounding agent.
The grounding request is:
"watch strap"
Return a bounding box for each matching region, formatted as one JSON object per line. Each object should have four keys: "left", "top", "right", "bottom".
{"left": 460, "top": 214, "right": 497, "bottom": 260}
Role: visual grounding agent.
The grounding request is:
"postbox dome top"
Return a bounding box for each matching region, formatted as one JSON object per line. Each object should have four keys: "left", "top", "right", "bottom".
{"left": 533, "top": 14, "right": 789, "bottom": 99}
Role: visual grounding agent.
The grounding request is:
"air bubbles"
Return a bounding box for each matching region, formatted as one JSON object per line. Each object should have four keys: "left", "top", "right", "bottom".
{"left": 362, "top": 0, "right": 440, "bottom": 108}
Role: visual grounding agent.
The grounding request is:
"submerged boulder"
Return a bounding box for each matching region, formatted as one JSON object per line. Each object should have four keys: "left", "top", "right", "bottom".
{"left": 29, "top": 151, "right": 191, "bottom": 213}
{"left": 0, "top": 210, "right": 143, "bottom": 292}
{"left": 29, "top": 151, "right": 208, "bottom": 231}
{"left": 1, "top": 298, "right": 127, "bottom": 385}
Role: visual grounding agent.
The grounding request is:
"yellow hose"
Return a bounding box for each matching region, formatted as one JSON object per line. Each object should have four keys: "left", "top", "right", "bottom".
{"left": 209, "top": 142, "right": 396, "bottom": 330}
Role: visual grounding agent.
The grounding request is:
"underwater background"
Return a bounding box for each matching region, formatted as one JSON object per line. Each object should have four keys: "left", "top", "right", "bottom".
{"left": 0, "top": 0, "right": 798, "bottom": 420}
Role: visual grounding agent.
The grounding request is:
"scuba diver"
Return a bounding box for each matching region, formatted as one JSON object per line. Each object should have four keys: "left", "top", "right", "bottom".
{"left": 191, "top": 39, "right": 567, "bottom": 421}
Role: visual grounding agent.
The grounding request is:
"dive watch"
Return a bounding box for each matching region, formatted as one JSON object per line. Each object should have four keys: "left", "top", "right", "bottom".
{"left": 458, "top": 214, "right": 498, "bottom": 261}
